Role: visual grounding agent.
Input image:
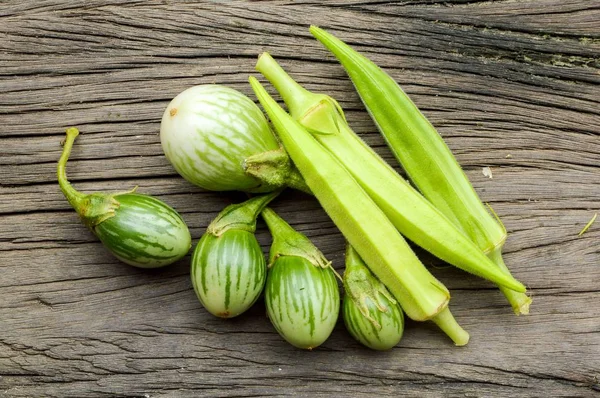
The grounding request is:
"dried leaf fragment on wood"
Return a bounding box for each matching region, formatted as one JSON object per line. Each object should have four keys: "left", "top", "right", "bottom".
{"left": 578, "top": 213, "right": 597, "bottom": 236}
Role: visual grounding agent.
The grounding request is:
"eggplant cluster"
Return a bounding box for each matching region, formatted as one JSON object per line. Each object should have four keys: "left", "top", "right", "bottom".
{"left": 57, "top": 82, "right": 407, "bottom": 351}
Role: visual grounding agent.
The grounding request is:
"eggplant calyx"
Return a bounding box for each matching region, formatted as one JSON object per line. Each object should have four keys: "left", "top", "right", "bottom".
{"left": 207, "top": 191, "right": 281, "bottom": 237}
{"left": 244, "top": 147, "right": 311, "bottom": 194}
{"left": 261, "top": 207, "right": 330, "bottom": 269}
{"left": 269, "top": 239, "right": 331, "bottom": 270}
{"left": 76, "top": 188, "right": 138, "bottom": 230}
{"left": 344, "top": 245, "right": 397, "bottom": 329}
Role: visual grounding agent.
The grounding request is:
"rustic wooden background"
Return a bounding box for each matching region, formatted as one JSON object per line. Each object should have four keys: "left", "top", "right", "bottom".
{"left": 1, "top": 1, "right": 599, "bottom": 397}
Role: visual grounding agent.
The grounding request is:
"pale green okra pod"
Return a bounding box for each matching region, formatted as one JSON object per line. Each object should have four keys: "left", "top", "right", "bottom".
{"left": 249, "top": 76, "right": 470, "bottom": 345}
{"left": 310, "top": 26, "right": 531, "bottom": 315}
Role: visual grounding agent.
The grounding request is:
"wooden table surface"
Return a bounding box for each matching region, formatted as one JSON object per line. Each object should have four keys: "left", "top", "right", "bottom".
{"left": 1, "top": 1, "right": 599, "bottom": 397}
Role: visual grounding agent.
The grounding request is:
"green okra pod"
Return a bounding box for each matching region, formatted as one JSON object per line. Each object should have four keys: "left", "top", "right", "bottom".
{"left": 249, "top": 76, "right": 470, "bottom": 345}
{"left": 310, "top": 26, "right": 531, "bottom": 315}
{"left": 255, "top": 52, "right": 526, "bottom": 294}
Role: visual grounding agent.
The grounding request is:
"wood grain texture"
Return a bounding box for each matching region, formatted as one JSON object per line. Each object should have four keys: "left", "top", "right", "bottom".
{"left": 1, "top": 1, "right": 599, "bottom": 397}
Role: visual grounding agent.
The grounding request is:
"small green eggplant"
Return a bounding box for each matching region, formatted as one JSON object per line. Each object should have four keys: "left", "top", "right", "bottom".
{"left": 262, "top": 207, "right": 340, "bottom": 350}
{"left": 191, "top": 192, "right": 279, "bottom": 318}
{"left": 57, "top": 128, "right": 191, "bottom": 268}
{"left": 343, "top": 245, "right": 404, "bottom": 350}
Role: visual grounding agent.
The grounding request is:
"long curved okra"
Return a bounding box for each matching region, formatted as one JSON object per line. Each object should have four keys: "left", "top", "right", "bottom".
{"left": 249, "top": 76, "right": 469, "bottom": 346}
{"left": 255, "top": 53, "right": 525, "bottom": 293}
{"left": 310, "top": 26, "right": 531, "bottom": 315}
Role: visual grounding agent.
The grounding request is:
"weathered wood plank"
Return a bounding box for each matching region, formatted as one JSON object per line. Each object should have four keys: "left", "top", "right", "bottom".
{"left": 0, "top": 0, "right": 599, "bottom": 397}
{"left": 356, "top": 0, "right": 600, "bottom": 37}
{"left": 1, "top": 282, "right": 598, "bottom": 397}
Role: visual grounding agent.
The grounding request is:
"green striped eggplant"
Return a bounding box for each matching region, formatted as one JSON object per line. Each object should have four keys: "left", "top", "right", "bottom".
{"left": 191, "top": 192, "right": 279, "bottom": 318}
{"left": 342, "top": 246, "right": 404, "bottom": 350}
{"left": 57, "top": 128, "right": 191, "bottom": 268}
{"left": 160, "top": 84, "right": 308, "bottom": 193}
{"left": 262, "top": 208, "right": 340, "bottom": 350}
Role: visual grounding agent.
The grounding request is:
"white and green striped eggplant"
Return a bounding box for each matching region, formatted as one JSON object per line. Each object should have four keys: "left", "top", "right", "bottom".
{"left": 57, "top": 128, "right": 191, "bottom": 268}
{"left": 192, "top": 230, "right": 265, "bottom": 318}
{"left": 191, "top": 192, "right": 279, "bottom": 318}
{"left": 266, "top": 256, "right": 340, "bottom": 350}
{"left": 262, "top": 208, "right": 340, "bottom": 350}
{"left": 342, "top": 246, "right": 404, "bottom": 350}
{"left": 160, "top": 84, "right": 308, "bottom": 193}
{"left": 343, "top": 294, "right": 404, "bottom": 351}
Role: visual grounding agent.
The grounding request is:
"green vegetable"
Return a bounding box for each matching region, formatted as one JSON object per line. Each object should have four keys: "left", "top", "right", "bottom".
{"left": 310, "top": 26, "right": 531, "bottom": 315}
{"left": 262, "top": 207, "right": 339, "bottom": 350}
{"left": 191, "top": 192, "right": 279, "bottom": 318}
{"left": 250, "top": 76, "right": 469, "bottom": 345}
{"left": 255, "top": 52, "right": 526, "bottom": 293}
{"left": 57, "top": 128, "right": 191, "bottom": 268}
{"left": 160, "top": 84, "right": 308, "bottom": 193}
{"left": 343, "top": 245, "right": 404, "bottom": 351}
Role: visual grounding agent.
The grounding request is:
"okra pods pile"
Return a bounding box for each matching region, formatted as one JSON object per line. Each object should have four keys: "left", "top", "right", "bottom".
{"left": 58, "top": 26, "right": 529, "bottom": 351}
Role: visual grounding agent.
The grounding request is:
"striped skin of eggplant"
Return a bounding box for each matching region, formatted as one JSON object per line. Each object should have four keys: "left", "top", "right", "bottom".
{"left": 93, "top": 193, "right": 191, "bottom": 268}
{"left": 265, "top": 255, "right": 340, "bottom": 350}
{"left": 190, "top": 192, "right": 279, "bottom": 319}
{"left": 261, "top": 207, "right": 340, "bottom": 350}
{"left": 191, "top": 229, "right": 266, "bottom": 318}
{"left": 343, "top": 293, "right": 403, "bottom": 351}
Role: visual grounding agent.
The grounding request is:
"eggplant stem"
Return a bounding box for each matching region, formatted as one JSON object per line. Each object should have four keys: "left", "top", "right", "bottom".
{"left": 284, "top": 167, "right": 312, "bottom": 195}
{"left": 208, "top": 190, "right": 281, "bottom": 236}
{"left": 244, "top": 147, "right": 312, "bottom": 194}
{"left": 262, "top": 207, "right": 331, "bottom": 269}
{"left": 57, "top": 127, "right": 86, "bottom": 210}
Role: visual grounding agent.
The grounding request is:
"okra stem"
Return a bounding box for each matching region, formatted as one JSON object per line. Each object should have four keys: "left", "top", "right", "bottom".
{"left": 431, "top": 307, "right": 470, "bottom": 346}
{"left": 255, "top": 53, "right": 313, "bottom": 115}
{"left": 489, "top": 249, "right": 532, "bottom": 315}
{"left": 256, "top": 52, "right": 345, "bottom": 137}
